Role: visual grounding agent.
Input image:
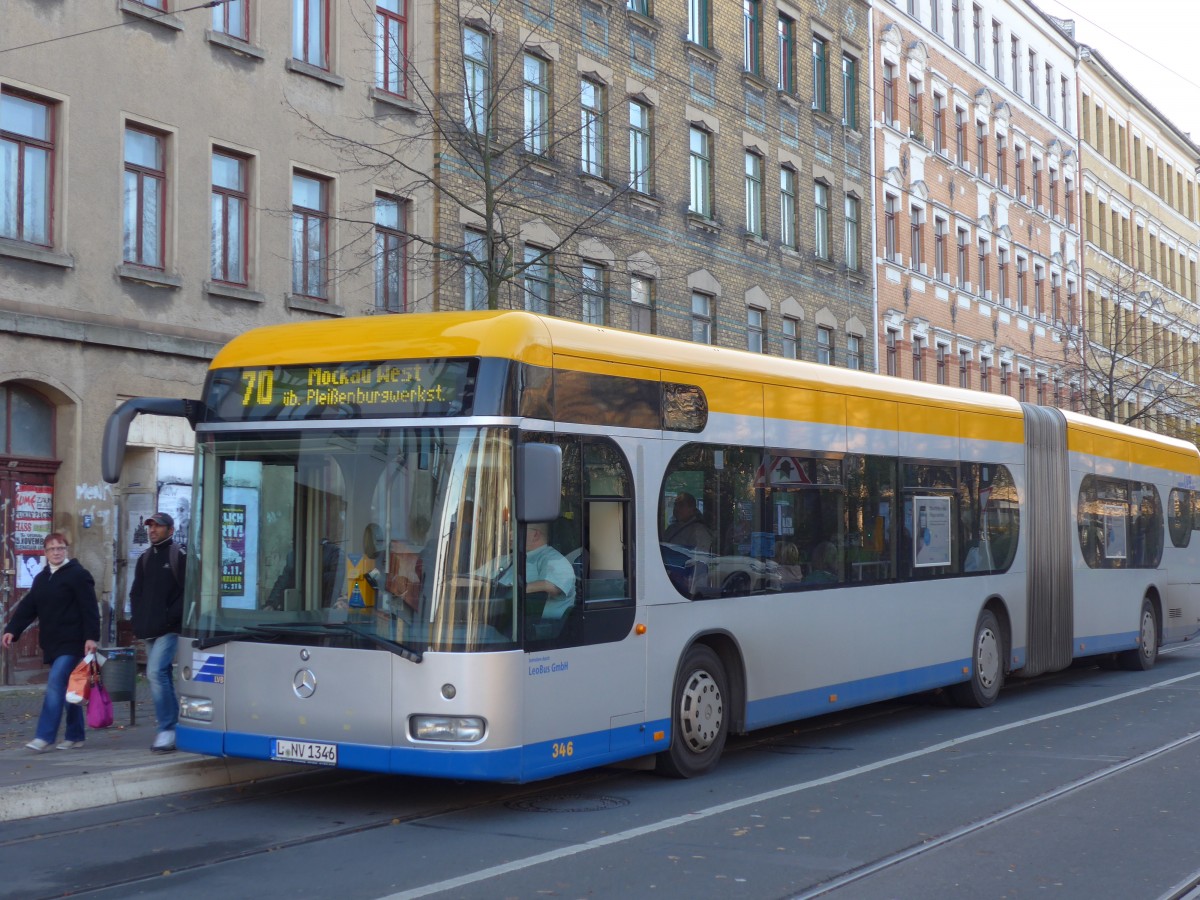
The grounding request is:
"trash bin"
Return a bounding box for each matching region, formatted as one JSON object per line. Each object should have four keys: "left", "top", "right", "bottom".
{"left": 99, "top": 647, "right": 137, "bottom": 726}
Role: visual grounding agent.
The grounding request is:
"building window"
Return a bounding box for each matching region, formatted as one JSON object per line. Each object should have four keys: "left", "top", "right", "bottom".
{"left": 627, "top": 0, "right": 649, "bottom": 13}
{"left": 847, "top": 333, "right": 862, "bottom": 370}
{"left": 210, "top": 151, "right": 248, "bottom": 286}
{"left": 691, "top": 292, "right": 713, "bottom": 344}
{"left": 912, "top": 335, "right": 925, "bottom": 381}
{"left": 1045, "top": 64, "right": 1054, "bottom": 120}
{"left": 934, "top": 217, "right": 947, "bottom": 281}
{"left": 376, "top": 0, "right": 407, "bottom": 96}
{"left": 743, "top": 1, "right": 762, "bottom": 75}
{"left": 1019, "top": 368, "right": 1029, "bottom": 402}
{"left": 689, "top": 127, "right": 712, "bottom": 218}
{"left": 930, "top": 0, "right": 942, "bottom": 34}
{"left": 293, "top": 0, "right": 328, "bottom": 69}
{"left": 1034, "top": 264, "right": 1044, "bottom": 317}
{"left": 780, "top": 166, "right": 798, "bottom": 250}
{"left": 777, "top": 15, "right": 796, "bottom": 93}
{"left": 817, "top": 325, "right": 833, "bottom": 365}
{"left": 978, "top": 238, "right": 989, "bottom": 296}
{"left": 959, "top": 349, "right": 970, "bottom": 388}
{"left": 996, "top": 134, "right": 1007, "bottom": 191}
{"left": 581, "top": 78, "right": 605, "bottom": 177}
{"left": 957, "top": 227, "right": 969, "bottom": 289}
{"left": 581, "top": 262, "right": 606, "bottom": 324}
{"left": 375, "top": 194, "right": 407, "bottom": 312}
{"left": 745, "top": 152, "right": 764, "bottom": 237}
{"left": 884, "top": 194, "right": 898, "bottom": 261}
{"left": 213, "top": 0, "right": 249, "bottom": 40}
{"left": 1051, "top": 272, "right": 1061, "bottom": 322}
{"left": 1032, "top": 158, "right": 1042, "bottom": 208}
{"left": 464, "top": 229, "right": 487, "bottom": 310}
{"left": 747, "top": 307, "right": 765, "bottom": 353}
{"left": 886, "top": 329, "right": 898, "bottom": 376}
{"left": 1016, "top": 256, "right": 1027, "bottom": 312}
{"left": 883, "top": 63, "right": 896, "bottom": 124}
{"left": 1061, "top": 76, "right": 1071, "bottom": 130}
{"left": 630, "top": 274, "right": 654, "bottom": 333}
{"left": 936, "top": 344, "right": 948, "bottom": 385}
{"left": 997, "top": 247, "right": 1008, "bottom": 304}
{"left": 976, "top": 121, "right": 987, "bottom": 177}
{"left": 910, "top": 205, "right": 924, "bottom": 271}
{"left": 845, "top": 194, "right": 860, "bottom": 271}
{"left": 523, "top": 246, "right": 552, "bottom": 314}
{"left": 1010, "top": 35, "right": 1020, "bottom": 94}
{"left": 1027, "top": 49, "right": 1038, "bottom": 107}
{"left": 687, "top": 0, "right": 709, "bottom": 47}
{"left": 1065, "top": 177, "right": 1075, "bottom": 226}
{"left": 629, "top": 100, "right": 652, "bottom": 193}
{"left": 972, "top": 4, "right": 983, "bottom": 66}
{"left": 812, "top": 36, "right": 829, "bottom": 113}
{"left": 1014, "top": 145, "right": 1025, "bottom": 198}
{"left": 842, "top": 55, "right": 858, "bottom": 129}
{"left": 291, "top": 171, "right": 328, "bottom": 298}
{"left": 932, "top": 93, "right": 945, "bottom": 153}
{"left": 524, "top": 54, "right": 549, "bottom": 155}
{"left": 951, "top": 0, "right": 962, "bottom": 51}
{"left": 908, "top": 77, "right": 922, "bottom": 138}
{"left": 814, "top": 181, "right": 830, "bottom": 260}
{"left": 1000, "top": 361, "right": 1011, "bottom": 395}
{"left": 123, "top": 126, "right": 166, "bottom": 269}
{"left": 956, "top": 108, "right": 967, "bottom": 166}
{"left": 782, "top": 315, "right": 799, "bottom": 359}
{"left": 992, "top": 20, "right": 1003, "bottom": 79}
{"left": 1, "top": 91, "right": 54, "bottom": 246}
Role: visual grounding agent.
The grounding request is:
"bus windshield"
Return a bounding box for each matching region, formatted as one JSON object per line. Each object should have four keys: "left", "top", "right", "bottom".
{"left": 187, "top": 426, "right": 518, "bottom": 653}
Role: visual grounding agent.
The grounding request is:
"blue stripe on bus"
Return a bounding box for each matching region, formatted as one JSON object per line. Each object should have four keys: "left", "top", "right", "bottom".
{"left": 177, "top": 720, "right": 671, "bottom": 782}
{"left": 744, "top": 658, "right": 972, "bottom": 729}
{"left": 1072, "top": 630, "right": 1139, "bottom": 657}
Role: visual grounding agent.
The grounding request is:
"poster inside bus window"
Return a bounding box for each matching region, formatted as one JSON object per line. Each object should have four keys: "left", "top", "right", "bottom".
{"left": 913, "top": 496, "right": 952, "bottom": 567}
{"left": 1103, "top": 504, "right": 1127, "bottom": 559}
{"left": 204, "top": 359, "right": 475, "bottom": 421}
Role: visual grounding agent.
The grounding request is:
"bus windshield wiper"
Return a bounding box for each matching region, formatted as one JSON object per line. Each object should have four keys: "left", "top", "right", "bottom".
{"left": 318, "top": 622, "right": 423, "bottom": 663}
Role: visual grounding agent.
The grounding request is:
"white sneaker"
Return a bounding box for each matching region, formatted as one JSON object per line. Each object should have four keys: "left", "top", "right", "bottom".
{"left": 151, "top": 731, "right": 176, "bottom": 752}
{"left": 57, "top": 740, "right": 84, "bottom": 750}
{"left": 26, "top": 738, "right": 49, "bottom": 753}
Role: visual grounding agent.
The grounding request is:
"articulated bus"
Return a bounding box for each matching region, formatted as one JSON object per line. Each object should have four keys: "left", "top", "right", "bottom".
{"left": 102, "top": 311, "right": 1200, "bottom": 782}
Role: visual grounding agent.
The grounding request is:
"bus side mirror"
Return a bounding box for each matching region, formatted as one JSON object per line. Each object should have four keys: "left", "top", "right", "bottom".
{"left": 517, "top": 443, "right": 562, "bottom": 523}
{"left": 102, "top": 398, "right": 202, "bottom": 483}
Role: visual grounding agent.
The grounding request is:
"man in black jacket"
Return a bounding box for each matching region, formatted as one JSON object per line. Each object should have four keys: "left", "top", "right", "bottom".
{"left": 130, "top": 512, "right": 185, "bottom": 752}
{"left": 2, "top": 532, "right": 99, "bottom": 751}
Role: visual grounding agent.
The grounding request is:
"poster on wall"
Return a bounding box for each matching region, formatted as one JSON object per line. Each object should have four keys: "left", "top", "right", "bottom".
{"left": 913, "top": 496, "right": 952, "bottom": 568}
{"left": 220, "top": 504, "right": 247, "bottom": 598}
{"left": 14, "top": 484, "right": 53, "bottom": 589}
{"left": 157, "top": 482, "right": 192, "bottom": 553}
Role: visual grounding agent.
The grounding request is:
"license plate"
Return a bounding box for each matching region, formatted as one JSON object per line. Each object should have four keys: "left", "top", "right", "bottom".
{"left": 272, "top": 739, "right": 338, "bottom": 766}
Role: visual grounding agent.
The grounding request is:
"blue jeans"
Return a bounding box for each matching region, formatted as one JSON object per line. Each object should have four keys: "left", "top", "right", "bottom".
{"left": 37, "top": 653, "right": 85, "bottom": 744}
{"left": 145, "top": 633, "right": 179, "bottom": 732}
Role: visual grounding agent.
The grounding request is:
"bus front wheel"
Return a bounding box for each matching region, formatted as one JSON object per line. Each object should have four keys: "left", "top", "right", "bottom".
{"left": 1119, "top": 598, "right": 1158, "bottom": 671}
{"left": 657, "top": 645, "right": 729, "bottom": 778}
{"left": 950, "top": 609, "right": 1004, "bottom": 708}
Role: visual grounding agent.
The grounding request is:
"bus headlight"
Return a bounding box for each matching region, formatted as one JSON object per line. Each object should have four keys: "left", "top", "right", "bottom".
{"left": 410, "top": 715, "right": 485, "bottom": 742}
{"left": 179, "top": 695, "right": 213, "bottom": 722}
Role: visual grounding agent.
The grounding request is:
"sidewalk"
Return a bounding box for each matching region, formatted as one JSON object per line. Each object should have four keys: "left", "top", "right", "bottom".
{"left": 0, "top": 678, "right": 296, "bottom": 823}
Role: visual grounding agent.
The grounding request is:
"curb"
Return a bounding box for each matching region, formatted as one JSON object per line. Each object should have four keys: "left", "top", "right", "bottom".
{"left": 0, "top": 757, "right": 306, "bottom": 823}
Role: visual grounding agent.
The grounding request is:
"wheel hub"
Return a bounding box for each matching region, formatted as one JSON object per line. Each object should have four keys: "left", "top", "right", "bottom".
{"left": 680, "top": 670, "right": 724, "bottom": 752}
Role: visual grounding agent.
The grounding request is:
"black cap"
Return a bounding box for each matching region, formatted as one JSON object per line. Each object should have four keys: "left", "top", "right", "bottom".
{"left": 145, "top": 512, "right": 174, "bottom": 528}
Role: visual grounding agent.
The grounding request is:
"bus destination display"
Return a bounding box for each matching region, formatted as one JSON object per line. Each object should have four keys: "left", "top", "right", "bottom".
{"left": 205, "top": 359, "right": 474, "bottom": 421}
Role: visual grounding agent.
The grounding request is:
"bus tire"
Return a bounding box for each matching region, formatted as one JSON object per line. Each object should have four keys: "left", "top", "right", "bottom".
{"left": 656, "top": 644, "right": 729, "bottom": 778}
{"left": 1118, "top": 598, "right": 1158, "bottom": 671}
{"left": 949, "top": 609, "right": 1004, "bottom": 708}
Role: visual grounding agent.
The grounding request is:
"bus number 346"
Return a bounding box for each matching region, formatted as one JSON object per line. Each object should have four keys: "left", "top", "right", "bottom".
{"left": 552, "top": 741, "right": 574, "bottom": 759}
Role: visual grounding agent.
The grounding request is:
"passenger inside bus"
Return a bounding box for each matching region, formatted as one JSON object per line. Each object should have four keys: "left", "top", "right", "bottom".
{"left": 662, "top": 492, "right": 713, "bottom": 553}
{"left": 802, "top": 541, "right": 840, "bottom": 584}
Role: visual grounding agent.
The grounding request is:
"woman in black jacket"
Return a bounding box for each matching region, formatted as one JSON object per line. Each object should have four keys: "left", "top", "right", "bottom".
{"left": 2, "top": 532, "right": 99, "bottom": 752}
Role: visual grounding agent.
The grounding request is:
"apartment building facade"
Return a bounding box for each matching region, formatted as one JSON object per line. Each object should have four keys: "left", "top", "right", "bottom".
{"left": 871, "top": 0, "right": 1080, "bottom": 402}
{"left": 1, "top": 0, "right": 877, "bottom": 681}
{"left": 1075, "top": 45, "right": 1200, "bottom": 439}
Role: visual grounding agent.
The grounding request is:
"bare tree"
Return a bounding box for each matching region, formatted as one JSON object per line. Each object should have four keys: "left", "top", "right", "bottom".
{"left": 1060, "top": 260, "right": 1200, "bottom": 434}
{"left": 293, "top": 1, "right": 673, "bottom": 319}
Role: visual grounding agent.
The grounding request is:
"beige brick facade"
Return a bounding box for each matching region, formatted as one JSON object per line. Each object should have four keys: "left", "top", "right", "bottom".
{"left": 871, "top": 0, "right": 1080, "bottom": 404}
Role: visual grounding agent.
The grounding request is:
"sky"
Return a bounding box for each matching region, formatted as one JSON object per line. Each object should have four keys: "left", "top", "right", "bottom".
{"left": 1033, "top": 0, "right": 1200, "bottom": 143}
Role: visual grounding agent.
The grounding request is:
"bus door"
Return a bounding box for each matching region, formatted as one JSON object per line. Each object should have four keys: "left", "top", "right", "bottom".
{"left": 521, "top": 435, "right": 643, "bottom": 774}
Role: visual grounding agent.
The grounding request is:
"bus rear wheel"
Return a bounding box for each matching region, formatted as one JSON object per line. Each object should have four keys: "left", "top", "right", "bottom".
{"left": 1118, "top": 598, "right": 1158, "bottom": 671}
{"left": 656, "top": 645, "right": 728, "bottom": 778}
{"left": 950, "top": 609, "right": 1004, "bottom": 708}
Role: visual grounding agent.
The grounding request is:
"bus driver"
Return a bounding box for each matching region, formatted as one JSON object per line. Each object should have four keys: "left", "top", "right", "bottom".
{"left": 476, "top": 523, "right": 576, "bottom": 620}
